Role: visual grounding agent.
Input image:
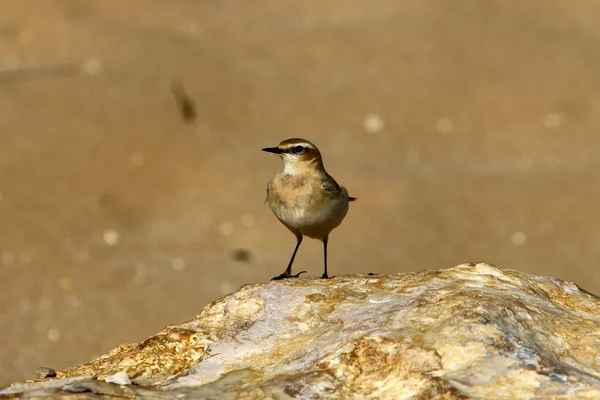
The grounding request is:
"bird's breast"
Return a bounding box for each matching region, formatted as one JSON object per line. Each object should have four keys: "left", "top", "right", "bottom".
{"left": 268, "top": 175, "right": 312, "bottom": 206}
{"left": 267, "top": 174, "right": 349, "bottom": 238}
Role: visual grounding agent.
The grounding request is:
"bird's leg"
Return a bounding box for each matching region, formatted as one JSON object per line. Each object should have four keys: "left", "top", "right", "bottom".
{"left": 320, "top": 236, "right": 330, "bottom": 279}
{"left": 272, "top": 235, "right": 306, "bottom": 280}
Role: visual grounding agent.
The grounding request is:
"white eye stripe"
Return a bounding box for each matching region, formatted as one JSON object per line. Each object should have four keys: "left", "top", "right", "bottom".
{"left": 282, "top": 143, "right": 313, "bottom": 151}
{"left": 277, "top": 138, "right": 318, "bottom": 153}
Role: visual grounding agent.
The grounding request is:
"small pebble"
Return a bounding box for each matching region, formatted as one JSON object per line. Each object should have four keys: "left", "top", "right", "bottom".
{"left": 511, "top": 231, "right": 527, "bottom": 246}
{"left": 102, "top": 229, "right": 121, "bottom": 246}
{"left": 83, "top": 59, "right": 101, "bottom": 76}
{"left": 47, "top": 328, "right": 61, "bottom": 342}
{"left": 363, "top": 114, "right": 385, "bottom": 134}
{"left": 436, "top": 117, "right": 453, "bottom": 134}
{"left": 104, "top": 371, "right": 131, "bottom": 385}
{"left": 171, "top": 258, "right": 186, "bottom": 271}
{"left": 35, "top": 366, "right": 57, "bottom": 379}
{"left": 219, "top": 222, "right": 234, "bottom": 237}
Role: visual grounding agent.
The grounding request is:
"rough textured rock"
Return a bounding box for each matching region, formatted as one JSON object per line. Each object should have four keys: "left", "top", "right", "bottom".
{"left": 3, "top": 263, "right": 600, "bottom": 399}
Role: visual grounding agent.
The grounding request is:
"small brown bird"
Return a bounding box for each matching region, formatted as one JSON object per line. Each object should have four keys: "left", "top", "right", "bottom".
{"left": 263, "top": 138, "right": 356, "bottom": 280}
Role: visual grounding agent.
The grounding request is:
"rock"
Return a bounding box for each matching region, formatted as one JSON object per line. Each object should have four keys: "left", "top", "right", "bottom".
{"left": 103, "top": 371, "right": 131, "bottom": 386}
{"left": 3, "top": 263, "right": 600, "bottom": 399}
{"left": 34, "top": 367, "right": 56, "bottom": 379}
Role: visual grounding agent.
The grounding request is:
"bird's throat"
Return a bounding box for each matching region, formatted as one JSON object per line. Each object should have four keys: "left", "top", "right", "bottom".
{"left": 283, "top": 159, "right": 325, "bottom": 176}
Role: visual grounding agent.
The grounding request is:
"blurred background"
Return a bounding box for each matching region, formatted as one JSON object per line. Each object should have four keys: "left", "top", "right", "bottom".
{"left": 2, "top": 0, "right": 600, "bottom": 385}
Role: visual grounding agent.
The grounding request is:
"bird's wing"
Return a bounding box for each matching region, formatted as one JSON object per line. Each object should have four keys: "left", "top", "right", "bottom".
{"left": 265, "top": 181, "right": 271, "bottom": 204}
{"left": 321, "top": 175, "right": 342, "bottom": 195}
{"left": 322, "top": 174, "right": 356, "bottom": 201}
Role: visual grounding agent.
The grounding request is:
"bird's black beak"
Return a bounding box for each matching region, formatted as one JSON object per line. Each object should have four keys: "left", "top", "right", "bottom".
{"left": 262, "top": 147, "right": 282, "bottom": 154}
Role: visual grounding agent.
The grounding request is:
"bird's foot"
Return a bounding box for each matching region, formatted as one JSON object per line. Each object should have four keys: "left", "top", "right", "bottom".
{"left": 320, "top": 273, "right": 333, "bottom": 279}
{"left": 271, "top": 270, "right": 307, "bottom": 281}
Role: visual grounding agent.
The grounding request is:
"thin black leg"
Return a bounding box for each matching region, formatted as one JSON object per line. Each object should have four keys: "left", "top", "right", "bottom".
{"left": 320, "top": 237, "right": 329, "bottom": 279}
{"left": 272, "top": 235, "right": 306, "bottom": 280}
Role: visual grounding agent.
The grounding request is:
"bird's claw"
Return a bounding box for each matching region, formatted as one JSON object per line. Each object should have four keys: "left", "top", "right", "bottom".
{"left": 271, "top": 270, "right": 307, "bottom": 281}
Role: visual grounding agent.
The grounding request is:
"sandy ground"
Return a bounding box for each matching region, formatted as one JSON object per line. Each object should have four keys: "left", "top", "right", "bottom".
{"left": 2, "top": 0, "right": 600, "bottom": 385}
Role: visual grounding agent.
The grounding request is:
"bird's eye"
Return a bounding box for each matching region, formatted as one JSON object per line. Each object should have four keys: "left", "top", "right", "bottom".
{"left": 293, "top": 145, "right": 305, "bottom": 154}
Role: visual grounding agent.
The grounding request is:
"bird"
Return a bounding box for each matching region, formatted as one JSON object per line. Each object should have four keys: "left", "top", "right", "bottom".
{"left": 262, "top": 138, "right": 356, "bottom": 280}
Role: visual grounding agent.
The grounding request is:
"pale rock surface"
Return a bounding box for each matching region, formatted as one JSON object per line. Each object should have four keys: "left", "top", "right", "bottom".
{"left": 3, "top": 263, "right": 600, "bottom": 399}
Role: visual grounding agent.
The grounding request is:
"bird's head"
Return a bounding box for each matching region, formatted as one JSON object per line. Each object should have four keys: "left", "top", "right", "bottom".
{"left": 262, "top": 138, "right": 323, "bottom": 174}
